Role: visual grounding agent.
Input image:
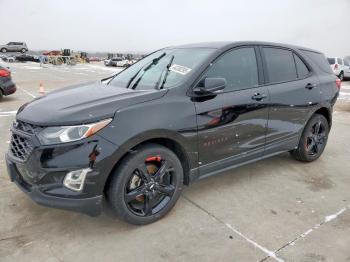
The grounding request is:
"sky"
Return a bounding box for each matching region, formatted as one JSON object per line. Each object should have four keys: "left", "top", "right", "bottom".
{"left": 0, "top": 0, "right": 349, "bottom": 57}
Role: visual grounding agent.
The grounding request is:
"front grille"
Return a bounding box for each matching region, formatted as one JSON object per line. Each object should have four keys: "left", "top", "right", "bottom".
{"left": 15, "top": 120, "right": 42, "bottom": 134}
{"left": 10, "top": 133, "right": 34, "bottom": 161}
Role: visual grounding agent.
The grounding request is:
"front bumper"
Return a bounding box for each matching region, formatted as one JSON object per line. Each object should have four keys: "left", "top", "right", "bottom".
{"left": 6, "top": 154, "right": 103, "bottom": 216}
{"left": 5, "top": 126, "right": 118, "bottom": 216}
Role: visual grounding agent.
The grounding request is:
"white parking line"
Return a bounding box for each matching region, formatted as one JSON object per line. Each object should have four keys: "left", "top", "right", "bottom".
{"left": 225, "top": 223, "right": 284, "bottom": 262}
{"left": 266, "top": 207, "right": 348, "bottom": 261}
{"left": 17, "top": 85, "right": 37, "bottom": 98}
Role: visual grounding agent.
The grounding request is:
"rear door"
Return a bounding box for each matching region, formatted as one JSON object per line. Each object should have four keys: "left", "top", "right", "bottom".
{"left": 261, "top": 46, "right": 321, "bottom": 154}
{"left": 194, "top": 46, "right": 269, "bottom": 177}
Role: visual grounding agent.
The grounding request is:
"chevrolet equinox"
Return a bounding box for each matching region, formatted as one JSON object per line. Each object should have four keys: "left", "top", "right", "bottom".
{"left": 6, "top": 42, "right": 340, "bottom": 225}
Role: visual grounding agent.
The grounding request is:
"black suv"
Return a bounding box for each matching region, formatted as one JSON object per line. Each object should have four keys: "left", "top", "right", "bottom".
{"left": 6, "top": 42, "right": 339, "bottom": 225}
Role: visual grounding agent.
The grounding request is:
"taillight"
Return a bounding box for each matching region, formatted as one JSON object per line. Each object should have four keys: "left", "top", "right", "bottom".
{"left": 0, "top": 69, "right": 10, "bottom": 77}
{"left": 336, "top": 78, "right": 341, "bottom": 89}
{"left": 334, "top": 64, "right": 339, "bottom": 70}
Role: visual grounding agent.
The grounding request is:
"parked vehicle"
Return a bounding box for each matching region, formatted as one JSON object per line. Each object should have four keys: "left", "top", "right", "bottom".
{"left": 15, "top": 54, "right": 40, "bottom": 63}
{"left": 6, "top": 42, "right": 339, "bottom": 225}
{"left": 0, "top": 42, "right": 28, "bottom": 53}
{"left": 327, "top": 57, "right": 350, "bottom": 80}
{"left": 105, "top": 57, "right": 129, "bottom": 67}
{"left": 0, "top": 66, "right": 16, "bottom": 100}
{"left": 1, "top": 56, "right": 16, "bottom": 63}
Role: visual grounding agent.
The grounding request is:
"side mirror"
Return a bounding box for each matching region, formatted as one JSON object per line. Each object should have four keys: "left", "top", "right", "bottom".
{"left": 194, "top": 77, "right": 226, "bottom": 95}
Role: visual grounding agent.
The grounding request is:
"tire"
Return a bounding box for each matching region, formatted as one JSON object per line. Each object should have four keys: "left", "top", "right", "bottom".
{"left": 1, "top": 48, "right": 7, "bottom": 53}
{"left": 290, "top": 114, "right": 329, "bottom": 162}
{"left": 21, "top": 48, "right": 26, "bottom": 53}
{"left": 106, "top": 143, "right": 184, "bottom": 225}
{"left": 0, "top": 90, "right": 3, "bottom": 100}
{"left": 338, "top": 72, "right": 344, "bottom": 81}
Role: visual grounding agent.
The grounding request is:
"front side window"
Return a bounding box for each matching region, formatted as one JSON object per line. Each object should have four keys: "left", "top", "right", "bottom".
{"left": 263, "top": 47, "right": 297, "bottom": 83}
{"left": 345, "top": 60, "right": 350, "bottom": 66}
{"left": 203, "top": 47, "right": 258, "bottom": 91}
{"left": 109, "top": 48, "right": 215, "bottom": 90}
{"left": 337, "top": 58, "right": 343, "bottom": 65}
{"left": 294, "top": 54, "right": 310, "bottom": 79}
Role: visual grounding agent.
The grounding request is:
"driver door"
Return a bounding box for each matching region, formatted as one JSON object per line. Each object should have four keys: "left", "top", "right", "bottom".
{"left": 194, "top": 46, "right": 269, "bottom": 177}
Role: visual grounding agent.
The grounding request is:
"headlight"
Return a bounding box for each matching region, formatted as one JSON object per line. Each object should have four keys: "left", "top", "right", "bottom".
{"left": 37, "top": 118, "right": 112, "bottom": 145}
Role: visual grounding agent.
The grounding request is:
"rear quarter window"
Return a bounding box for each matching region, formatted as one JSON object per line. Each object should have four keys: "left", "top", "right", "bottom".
{"left": 300, "top": 50, "right": 333, "bottom": 74}
{"left": 327, "top": 58, "right": 335, "bottom": 64}
{"left": 294, "top": 54, "right": 310, "bottom": 79}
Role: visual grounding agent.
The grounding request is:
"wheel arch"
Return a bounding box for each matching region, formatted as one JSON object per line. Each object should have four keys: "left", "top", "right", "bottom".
{"left": 314, "top": 107, "right": 332, "bottom": 128}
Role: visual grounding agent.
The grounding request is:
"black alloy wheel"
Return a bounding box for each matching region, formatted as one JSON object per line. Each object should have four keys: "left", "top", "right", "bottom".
{"left": 106, "top": 144, "right": 183, "bottom": 225}
{"left": 305, "top": 120, "right": 327, "bottom": 156}
{"left": 290, "top": 114, "right": 329, "bottom": 162}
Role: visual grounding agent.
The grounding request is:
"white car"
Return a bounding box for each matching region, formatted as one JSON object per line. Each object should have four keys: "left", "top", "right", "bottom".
{"left": 327, "top": 57, "right": 350, "bottom": 80}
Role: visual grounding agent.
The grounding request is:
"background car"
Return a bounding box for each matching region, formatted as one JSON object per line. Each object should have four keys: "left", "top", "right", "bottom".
{"left": 105, "top": 57, "right": 129, "bottom": 67}
{"left": 327, "top": 57, "right": 350, "bottom": 80}
{"left": 15, "top": 54, "right": 40, "bottom": 63}
{"left": 0, "top": 66, "right": 16, "bottom": 100}
{"left": 0, "top": 42, "right": 28, "bottom": 53}
{"left": 1, "top": 56, "right": 16, "bottom": 63}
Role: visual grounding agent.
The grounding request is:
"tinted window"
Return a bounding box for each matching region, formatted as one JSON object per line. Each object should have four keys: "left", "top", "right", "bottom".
{"left": 263, "top": 48, "right": 297, "bottom": 83}
{"left": 345, "top": 60, "right": 350, "bottom": 66}
{"left": 301, "top": 50, "right": 333, "bottom": 74}
{"left": 337, "top": 58, "right": 343, "bottom": 65}
{"left": 204, "top": 47, "right": 258, "bottom": 91}
{"left": 327, "top": 58, "right": 335, "bottom": 64}
{"left": 294, "top": 54, "right": 310, "bottom": 78}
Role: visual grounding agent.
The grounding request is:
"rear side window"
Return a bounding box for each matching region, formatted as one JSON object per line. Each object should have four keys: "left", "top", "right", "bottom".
{"left": 294, "top": 54, "right": 310, "bottom": 79}
{"left": 263, "top": 47, "right": 297, "bottom": 83}
{"left": 345, "top": 60, "right": 350, "bottom": 66}
{"left": 300, "top": 50, "right": 333, "bottom": 74}
{"left": 204, "top": 47, "right": 259, "bottom": 91}
{"left": 327, "top": 58, "right": 335, "bottom": 64}
{"left": 337, "top": 58, "right": 343, "bottom": 64}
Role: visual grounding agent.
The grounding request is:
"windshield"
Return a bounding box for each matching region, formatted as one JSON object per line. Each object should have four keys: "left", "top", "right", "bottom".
{"left": 109, "top": 48, "right": 215, "bottom": 90}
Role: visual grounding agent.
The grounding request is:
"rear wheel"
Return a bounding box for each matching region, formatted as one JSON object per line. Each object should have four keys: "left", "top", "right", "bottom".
{"left": 338, "top": 72, "right": 344, "bottom": 81}
{"left": 290, "top": 114, "right": 329, "bottom": 162}
{"left": 0, "top": 90, "right": 3, "bottom": 100}
{"left": 21, "top": 48, "right": 26, "bottom": 53}
{"left": 106, "top": 144, "right": 184, "bottom": 225}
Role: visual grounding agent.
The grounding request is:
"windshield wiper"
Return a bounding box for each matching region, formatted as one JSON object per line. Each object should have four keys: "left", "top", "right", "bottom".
{"left": 156, "top": 55, "right": 174, "bottom": 90}
{"left": 126, "top": 52, "right": 166, "bottom": 89}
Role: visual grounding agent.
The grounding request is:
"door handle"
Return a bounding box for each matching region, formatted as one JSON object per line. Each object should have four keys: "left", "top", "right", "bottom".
{"left": 251, "top": 93, "right": 267, "bottom": 101}
{"left": 305, "top": 83, "right": 316, "bottom": 90}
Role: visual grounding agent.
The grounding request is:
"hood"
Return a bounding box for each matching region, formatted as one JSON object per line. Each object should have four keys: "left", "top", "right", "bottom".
{"left": 17, "top": 81, "right": 165, "bottom": 126}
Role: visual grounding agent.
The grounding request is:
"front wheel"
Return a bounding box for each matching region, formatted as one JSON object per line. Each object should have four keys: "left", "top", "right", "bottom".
{"left": 1, "top": 48, "right": 6, "bottom": 53}
{"left": 106, "top": 144, "right": 184, "bottom": 225}
{"left": 290, "top": 114, "right": 329, "bottom": 162}
{"left": 338, "top": 72, "right": 344, "bottom": 81}
{"left": 21, "top": 48, "right": 26, "bottom": 53}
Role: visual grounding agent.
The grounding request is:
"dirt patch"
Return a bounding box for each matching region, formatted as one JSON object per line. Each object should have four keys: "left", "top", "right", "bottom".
{"left": 301, "top": 174, "right": 334, "bottom": 192}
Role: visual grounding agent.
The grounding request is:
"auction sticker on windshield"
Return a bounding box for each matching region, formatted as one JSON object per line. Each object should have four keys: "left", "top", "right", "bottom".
{"left": 169, "top": 64, "right": 192, "bottom": 75}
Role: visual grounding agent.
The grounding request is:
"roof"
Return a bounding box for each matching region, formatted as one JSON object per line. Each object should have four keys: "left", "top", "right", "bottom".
{"left": 170, "top": 41, "right": 322, "bottom": 54}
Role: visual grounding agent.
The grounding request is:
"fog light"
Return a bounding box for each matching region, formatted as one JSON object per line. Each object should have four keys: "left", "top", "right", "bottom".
{"left": 63, "top": 168, "right": 91, "bottom": 192}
